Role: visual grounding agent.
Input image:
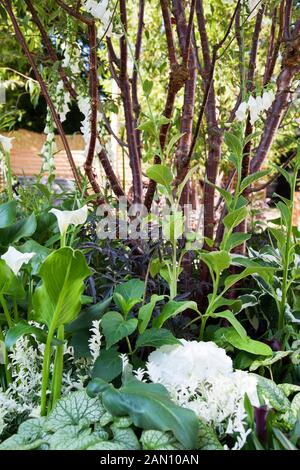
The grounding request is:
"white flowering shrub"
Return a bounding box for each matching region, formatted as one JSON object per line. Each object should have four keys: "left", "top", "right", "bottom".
{"left": 146, "top": 340, "right": 259, "bottom": 450}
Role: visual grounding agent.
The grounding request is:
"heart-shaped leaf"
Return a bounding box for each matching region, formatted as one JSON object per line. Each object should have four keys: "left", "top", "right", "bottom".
{"left": 87, "top": 375, "right": 199, "bottom": 449}
{"left": 136, "top": 328, "right": 181, "bottom": 349}
{"left": 101, "top": 311, "right": 138, "bottom": 349}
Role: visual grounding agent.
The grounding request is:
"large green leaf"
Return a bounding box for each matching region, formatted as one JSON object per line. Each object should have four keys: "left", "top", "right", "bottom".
{"left": 18, "top": 240, "right": 52, "bottom": 275}
{"left": 138, "top": 294, "right": 165, "bottom": 333}
{"left": 5, "top": 320, "right": 56, "bottom": 349}
{"left": 101, "top": 311, "right": 138, "bottom": 349}
{"left": 113, "top": 279, "right": 144, "bottom": 316}
{"left": 0, "top": 259, "right": 24, "bottom": 298}
{"left": 45, "top": 391, "right": 105, "bottom": 432}
{"left": 0, "top": 213, "right": 37, "bottom": 246}
{"left": 213, "top": 310, "right": 247, "bottom": 338}
{"left": 87, "top": 375, "right": 199, "bottom": 449}
{"left": 201, "top": 251, "right": 231, "bottom": 275}
{"left": 32, "top": 247, "right": 90, "bottom": 329}
{"left": 65, "top": 297, "right": 112, "bottom": 334}
{"left": 136, "top": 328, "right": 181, "bottom": 349}
{"left": 0, "top": 200, "right": 17, "bottom": 228}
{"left": 223, "top": 328, "right": 272, "bottom": 356}
{"left": 254, "top": 375, "right": 290, "bottom": 412}
{"left": 153, "top": 300, "right": 199, "bottom": 328}
{"left": 92, "top": 348, "right": 123, "bottom": 382}
{"left": 197, "top": 421, "right": 223, "bottom": 450}
{"left": 146, "top": 164, "right": 173, "bottom": 189}
{"left": 223, "top": 206, "right": 248, "bottom": 230}
{"left": 141, "top": 430, "right": 183, "bottom": 450}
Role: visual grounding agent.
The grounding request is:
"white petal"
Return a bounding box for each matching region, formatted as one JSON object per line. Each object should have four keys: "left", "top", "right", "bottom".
{"left": 235, "top": 101, "right": 248, "bottom": 121}
{"left": 49, "top": 206, "right": 88, "bottom": 235}
{"left": 262, "top": 90, "right": 275, "bottom": 111}
{"left": 0, "top": 134, "right": 14, "bottom": 153}
{"left": 1, "top": 246, "right": 35, "bottom": 275}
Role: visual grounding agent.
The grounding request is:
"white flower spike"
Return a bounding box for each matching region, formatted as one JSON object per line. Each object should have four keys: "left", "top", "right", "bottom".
{"left": 1, "top": 246, "right": 35, "bottom": 275}
{"left": 49, "top": 205, "right": 88, "bottom": 235}
{"left": 0, "top": 134, "right": 14, "bottom": 153}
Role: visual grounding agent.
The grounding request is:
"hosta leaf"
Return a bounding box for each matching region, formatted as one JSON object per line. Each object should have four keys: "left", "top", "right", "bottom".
{"left": 141, "top": 430, "right": 182, "bottom": 450}
{"left": 153, "top": 300, "right": 198, "bottom": 328}
{"left": 32, "top": 247, "right": 90, "bottom": 329}
{"left": 101, "top": 311, "right": 138, "bottom": 349}
{"left": 136, "top": 328, "right": 181, "bottom": 349}
{"left": 87, "top": 375, "right": 199, "bottom": 449}
{"left": 45, "top": 391, "right": 105, "bottom": 431}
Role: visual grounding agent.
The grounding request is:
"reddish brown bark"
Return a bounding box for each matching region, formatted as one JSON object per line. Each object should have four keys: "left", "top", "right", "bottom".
{"left": 4, "top": 0, "right": 83, "bottom": 191}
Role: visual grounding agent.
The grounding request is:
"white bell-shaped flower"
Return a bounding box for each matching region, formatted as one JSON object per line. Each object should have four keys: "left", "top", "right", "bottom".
{"left": 0, "top": 134, "right": 14, "bottom": 153}
{"left": 235, "top": 101, "right": 249, "bottom": 121}
{"left": 49, "top": 205, "right": 88, "bottom": 235}
{"left": 1, "top": 246, "right": 35, "bottom": 275}
{"left": 262, "top": 90, "right": 275, "bottom": 111}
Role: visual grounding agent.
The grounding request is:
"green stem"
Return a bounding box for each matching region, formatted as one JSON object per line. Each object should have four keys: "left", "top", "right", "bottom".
{"left": 279, "top": 168, "right": 297, "bottom": 330}
{"left": 60, "top": 231, "right": 66, "bottom": 248}
{"left": 199, "top": 316, "right": 208, "bottom": 341}
{"left": 40, "top": 324, "right": 55, "bottom": 416}
{"left": 50, "top": 325, "right": 64, "bottom": 410}
{"left": 0, "top": 327, "right": 12, "bottom": 387}
{"left": 126, "top": 336, "right": 133, "bottom": 355}
{"left": 4, "top": 150, "right": 13, "bottom": 201}
{"left": 0, "top": 294, "right": 13, "bottom": 328}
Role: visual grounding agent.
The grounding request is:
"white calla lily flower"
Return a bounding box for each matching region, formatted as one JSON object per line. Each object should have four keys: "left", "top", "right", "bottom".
{"left": 0, "top": 134, "right": 14, "bottom": 153}
{"left": 49, "top": 205, "right": 88, "bottom": 235}
{"left": 1, "top": 246, "right": 35, "bottom": 275}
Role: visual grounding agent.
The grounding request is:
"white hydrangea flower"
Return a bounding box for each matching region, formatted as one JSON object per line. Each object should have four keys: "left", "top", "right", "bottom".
{"left": 0, "top": 134, "right": 14, "bottom": 153}
{"left": 1, "top": 246, "right": 35, "bottom": 275}
{"left": 146, "top": 340, "right": 259, "bottom": 450}
{"left": 88, "top": 320, "right": 102, "bottom": 363}
{"left": 49, "top": 205, "right": 88, "bottom": 235}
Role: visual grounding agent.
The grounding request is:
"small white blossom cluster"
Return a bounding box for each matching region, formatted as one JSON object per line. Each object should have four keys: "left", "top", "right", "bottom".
{"left": 0, "top": 330, "right": 89, "bottom": 436}
{"left": 236, "top": 90, "right": 275, "bottom": 125}
{"left": 83, "top": 0, "right": 114, "bottom": 37}
{"left": 78, "top": 95, "right": 102, "bottom": 156}
{"left": 146, "top": 340, "right": 259, "bottom": 450}
{"left": 62, "top": 42, "right": 81, "bottom": 76}
{"left": 88, "top": 320, "right": 102, "bottom": 363}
